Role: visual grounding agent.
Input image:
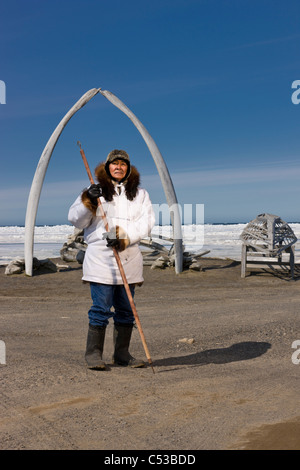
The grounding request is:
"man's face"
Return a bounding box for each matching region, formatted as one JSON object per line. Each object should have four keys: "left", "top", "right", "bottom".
{"left": 109, "top": 159, "right": 128, "bottom": 181}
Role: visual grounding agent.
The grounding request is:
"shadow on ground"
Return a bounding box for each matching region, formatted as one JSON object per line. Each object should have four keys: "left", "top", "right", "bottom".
{"left": 153, "top": 341, "right": 271, "bottom": 369}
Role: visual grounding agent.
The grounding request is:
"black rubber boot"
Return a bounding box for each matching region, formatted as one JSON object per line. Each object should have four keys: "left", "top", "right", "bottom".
{"left": 85, "top": 324, "right": 106, "bottom": 370}
{"left": 113, "top": 324, "right": 145, "bottom": 368}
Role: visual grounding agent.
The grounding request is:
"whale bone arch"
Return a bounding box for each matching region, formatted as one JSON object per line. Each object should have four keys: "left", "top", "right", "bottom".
{"left": 24, "top": 88, "right": 183, "bottom": 275}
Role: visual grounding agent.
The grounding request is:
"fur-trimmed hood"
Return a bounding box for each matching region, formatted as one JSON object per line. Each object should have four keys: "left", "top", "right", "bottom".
{"left": 81, "top": 162, "right": 140, "bottom": 215}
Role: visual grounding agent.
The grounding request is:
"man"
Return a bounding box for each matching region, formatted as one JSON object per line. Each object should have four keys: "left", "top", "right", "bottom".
{"left": 68, "top": 149, "right": 155, "bottom": 370}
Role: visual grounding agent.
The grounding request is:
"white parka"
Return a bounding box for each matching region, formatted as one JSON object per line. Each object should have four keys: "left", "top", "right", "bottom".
{"left": 68, "top": 184, "right": 155, "bottom": 285}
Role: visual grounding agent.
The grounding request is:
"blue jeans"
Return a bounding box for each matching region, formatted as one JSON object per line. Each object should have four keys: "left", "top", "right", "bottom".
{"left": 88, "top": 282, "right": 135, "bottom": 327}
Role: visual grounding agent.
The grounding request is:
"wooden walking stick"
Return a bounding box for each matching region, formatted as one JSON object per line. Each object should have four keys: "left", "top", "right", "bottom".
{"left": 77, "top": 141, "right": 155, "bottom": 373}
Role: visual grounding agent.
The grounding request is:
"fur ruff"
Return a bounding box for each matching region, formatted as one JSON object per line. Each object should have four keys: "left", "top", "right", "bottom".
{"left": 81, "top": 162, "right": 140, "bottom": 215}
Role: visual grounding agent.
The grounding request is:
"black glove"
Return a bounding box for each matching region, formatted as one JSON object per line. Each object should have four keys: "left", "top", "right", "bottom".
{"left": 86, "top": 184, "right": 102, "bottom": 202}
{"left": 102, "top": 226, "right": 130, "bottom": 252}
{"left": 103, "top": 231, "right": 120, "bottom": 249}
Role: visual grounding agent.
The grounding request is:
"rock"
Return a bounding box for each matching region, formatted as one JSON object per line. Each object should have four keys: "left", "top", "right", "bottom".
{"left": 60, "top": 246, "right": 80, "bottom": 262}
{"left": 5, "top": 257, "right": 57, "bottom": 275}
{"left": 178, "top": 338, "right": 195, "bottom": 345}
{"left": 189, "top": 261, "right": 202, "bottom": 271}
{"left": 76, "top": 249, "right": 85, "bottom": 264}
{"left": 150, "top": 255, "right": 169, "bottom": 270}
{"left": 32, "top": 257, "right": 41, "bottom": 269}
{"left": 5, "top": 264, "right": 24, "bottom": 275}
{"left": 60, "top": 228, "right": 87, "bottom": 262}
{"left": 56, "top": 264, "right": 71, "bottom": 272}
{"left": 39, "top": 259, "right": 57, "bottom": 272}
{"left": 168, "top": 254, "right": 176, "bottom": 267}
{"left": 5, "top": 257, "right": 25, "bottom": 275}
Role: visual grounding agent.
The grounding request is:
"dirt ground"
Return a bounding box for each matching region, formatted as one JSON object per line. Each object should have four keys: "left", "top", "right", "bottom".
{"left": 0, "top": 257, "right": 299, "bottom": 451}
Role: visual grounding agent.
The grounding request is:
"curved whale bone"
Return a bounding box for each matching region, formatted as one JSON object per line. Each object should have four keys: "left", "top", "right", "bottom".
{"left": 99, "top": 89, "right": 183, "bottom": 274}
{"left": 24, "top": 87, "right": 183, "bottom": 275}
{"left": 24, "top": 88, "right": 100, "bottom": 276}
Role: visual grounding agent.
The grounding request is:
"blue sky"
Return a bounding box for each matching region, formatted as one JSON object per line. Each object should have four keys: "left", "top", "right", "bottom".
{"left": 1, "top": 0, "right": 300, "bottom": 225}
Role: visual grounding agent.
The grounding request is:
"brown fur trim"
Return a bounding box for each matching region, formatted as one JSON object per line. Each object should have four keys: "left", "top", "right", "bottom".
{"left": 81, "top": 190, "right": 98, "bottom": 216}
{"left": 94, "top": 163, "right": 140, "bottom": 202}
{"left": 115, "top": 225, "right": 130, "bottom": 251}
{"left": 124, "top": 165, "right": 140, "bottom": 201}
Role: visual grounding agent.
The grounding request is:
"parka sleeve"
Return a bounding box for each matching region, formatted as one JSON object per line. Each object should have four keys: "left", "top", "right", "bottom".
{"left": 68, "top": 194, "right": 94, "bottom": 230}
{"left": 125, "top": 190, "right": 156, "bottom": 245}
